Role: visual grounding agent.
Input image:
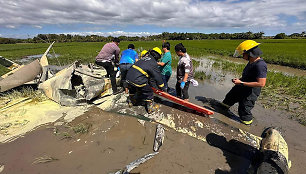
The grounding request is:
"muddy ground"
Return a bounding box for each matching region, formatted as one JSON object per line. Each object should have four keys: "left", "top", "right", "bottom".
{"left": 1, "top": 69, "right": 306, "bottom": 173}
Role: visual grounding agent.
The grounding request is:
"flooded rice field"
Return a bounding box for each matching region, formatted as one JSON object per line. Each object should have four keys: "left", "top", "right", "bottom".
{"left": 17, "top": 54, "right": 60, "bottom": 64}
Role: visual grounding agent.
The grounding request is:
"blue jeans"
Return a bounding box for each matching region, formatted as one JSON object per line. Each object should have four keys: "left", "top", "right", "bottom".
{"left": 162, "top": 74, "right": 171, "bottom": 92}
{"left": 119, "top": 63, "right": 133, "bottom": 88}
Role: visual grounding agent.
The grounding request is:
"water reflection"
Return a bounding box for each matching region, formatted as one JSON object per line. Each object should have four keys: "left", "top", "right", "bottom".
{"left": 18, "top": 54, "right": 60, "bottom": 64}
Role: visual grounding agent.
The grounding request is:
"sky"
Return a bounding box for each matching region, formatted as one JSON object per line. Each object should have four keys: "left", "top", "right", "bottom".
{"left": 0, "top": 0, "right": 305, "bottom": 39}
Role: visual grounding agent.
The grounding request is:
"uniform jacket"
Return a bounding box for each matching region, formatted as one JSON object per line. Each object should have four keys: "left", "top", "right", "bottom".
{"left": 126, "top": 55, "right": 165, "bottom": 89}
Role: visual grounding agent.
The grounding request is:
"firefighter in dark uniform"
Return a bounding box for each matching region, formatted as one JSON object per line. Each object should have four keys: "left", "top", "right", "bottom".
{"left": 221, "top": 40, "right": 267, "bottom": 125}
{"left": 126, "top": 47, "right": 166, "bottom": 113}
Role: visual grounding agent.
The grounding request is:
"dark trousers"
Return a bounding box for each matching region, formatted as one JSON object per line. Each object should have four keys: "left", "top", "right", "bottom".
{"left": 162, "top": 74, "right": 171, "bottom": 92}
{"left": 222, "top": 85, "right": 261, "bottom": 121}
{"left": 119, "top": 63, "right": 133, "bottom": 88}
{"left": 176, "top": 81, "right": 190, "bottom": 100}
{"left": 128, "top": 84, "right": 153, "bottom": 102}
{"left": 96, "top": 61, "right": 118, "bottom": 92}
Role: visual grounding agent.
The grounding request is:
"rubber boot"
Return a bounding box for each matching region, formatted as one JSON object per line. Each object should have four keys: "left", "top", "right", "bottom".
{"left": 127, "top": 95, "right": 134, "bottom": 108}
{"left": 145, "top": 100, "right": 154, "bottom": 114}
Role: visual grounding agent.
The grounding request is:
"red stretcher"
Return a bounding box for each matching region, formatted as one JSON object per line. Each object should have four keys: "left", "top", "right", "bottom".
{"left": 152, "top": 87, "right": 214, "bottom": 115}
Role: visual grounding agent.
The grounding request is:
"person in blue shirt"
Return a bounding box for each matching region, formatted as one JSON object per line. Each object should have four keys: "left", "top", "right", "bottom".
{"left": 158, "top": 42, "right": 172, "bottom": 92}
{"left": 119, "top": 44, "right": 138, "bottom": 93}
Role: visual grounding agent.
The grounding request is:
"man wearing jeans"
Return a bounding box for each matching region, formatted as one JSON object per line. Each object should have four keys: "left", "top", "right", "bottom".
{"left": 158, "top": 42, "right": 172, "bottom": 92}
{"left": 119, "top": 44, "right": 138, "bottom": 93}
{"left": 95, "top": 38, "right": 122, "bottom": 95}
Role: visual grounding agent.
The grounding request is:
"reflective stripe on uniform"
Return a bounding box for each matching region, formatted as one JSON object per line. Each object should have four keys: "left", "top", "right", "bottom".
{"left": 130, "top": 81, "right": 147, "bottom": 87}
{"left": 241, "top": 119, "right": 253, "bottom": 125}
{"left": 132, "top": 65, "right": 149, "bottom": 78}
{"left": 159, "top": 83, "right": 164, "bottom": 88}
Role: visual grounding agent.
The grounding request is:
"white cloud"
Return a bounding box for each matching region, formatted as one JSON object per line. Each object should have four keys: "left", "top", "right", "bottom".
{"left": 33, "top": 25, "right": 43, "bottom": 29}
{"left": 5, "top": 25, "right": 16, "bottom": 29}
{"left": 0, "top": 0, "right": 305, "bottom": 33}
{"left": 62, "top": 31, "right": 160, "bottom": 37}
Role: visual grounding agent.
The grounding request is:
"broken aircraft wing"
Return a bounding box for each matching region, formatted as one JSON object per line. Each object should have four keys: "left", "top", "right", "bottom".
{"left": 0, "top": 59, "right": 42, "bottom": 92}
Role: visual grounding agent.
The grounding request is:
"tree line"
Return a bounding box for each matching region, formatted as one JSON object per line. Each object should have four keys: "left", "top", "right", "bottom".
{"left": 0, "top": 31, "right": 305, "bottom": 44}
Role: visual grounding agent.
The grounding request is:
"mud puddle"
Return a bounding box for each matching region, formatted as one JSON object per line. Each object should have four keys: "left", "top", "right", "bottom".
{"left": 0, "top": 107, "right": 255, "bottom": 174}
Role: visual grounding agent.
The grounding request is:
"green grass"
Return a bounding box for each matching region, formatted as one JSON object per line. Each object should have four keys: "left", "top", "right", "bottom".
{"left": 0, "top": 65, "right": 10, "bottom": 75}
{"left": 1, "top": 40, "right": 305, "bottom": 68}
{"left": 1, "top": 87, "right": 48, "bottom": 102}
{"left": 71, "top": 123, "right": 91, "bottom": 134}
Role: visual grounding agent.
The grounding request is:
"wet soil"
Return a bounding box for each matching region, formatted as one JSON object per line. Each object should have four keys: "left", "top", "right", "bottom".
{"left": 0, "top": 106, "right": 254, "bottom": 174}
{"left": 1, "top": 60, "right": 306, "bottom": 173}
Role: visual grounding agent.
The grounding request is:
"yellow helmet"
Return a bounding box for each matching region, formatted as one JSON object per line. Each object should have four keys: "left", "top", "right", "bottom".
{"left": 140, "top": 50, "right": 148, "bottom": 57}
{"left": 152, "top": 47, "right": 162, "bottom": 56}
{"left": 233, "top": 40, "right": 260, "bottom": 57}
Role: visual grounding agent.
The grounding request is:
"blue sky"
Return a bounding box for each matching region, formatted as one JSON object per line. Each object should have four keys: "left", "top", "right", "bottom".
{"left": 0, "top": 0, "right": 305, "bottom": 38}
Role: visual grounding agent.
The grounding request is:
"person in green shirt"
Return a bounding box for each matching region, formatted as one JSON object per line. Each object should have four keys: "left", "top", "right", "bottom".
{"left": 158, "top": 42, "right": 172, "bottom": 92}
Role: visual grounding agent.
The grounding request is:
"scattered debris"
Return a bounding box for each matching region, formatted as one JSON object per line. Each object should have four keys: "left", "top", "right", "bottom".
{"left": 0, "top": 42, "right": 56, "bottom": 92}
{"left": 137, "top": 119, "right": 146, "bottom": 126}
{"left": 257, "top": 127, "right": 291, "bottom": 173}
{"left": 0, "top": 42, "right": 111, "bottom": 107}
{"left": 54, "top": 122, "right": 64, "bottom": 126}
{"left": 32, "top": 155, "right": 58, "bottom": 164}
{"left": 0, "top": 164, "right": 4, "bottom": 173}
{"left": 0, "top": 56, "right": 20, "bottom": 70}
{"left": 0, "top": 97, "right": 31, "bottom": 112}
{"left": 0, "top": 60, "right": 42, "bottom": 92}
{"left": 153, "top": 124, "right": 165, "bottom": 152}
{"left": 39, "top": 61, "right": 108, "bottom": 106}
{"left": 112, "top": 152, "right": 159, "bottom": 174}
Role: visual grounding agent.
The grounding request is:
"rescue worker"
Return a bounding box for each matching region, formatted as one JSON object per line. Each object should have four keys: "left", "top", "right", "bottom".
{"left": 95, "top": 37, "right": 122, "bottom": 95}
{"left": 126, "top": 47, "right": 166, "bottom": 114}
{"left": 158, "top": 42, "right": 172, "bottom": 92}
{"left": 119, "top": 44, "right": 138, "bottom": 94}
{"left": 221, "top": 40, "right": 267, "bottom": 125}
{"left": 140, "top": 50, "right": 148, "bottom": 59}
{"left": 175, "top": 43, "right": 194, "bottom": 101}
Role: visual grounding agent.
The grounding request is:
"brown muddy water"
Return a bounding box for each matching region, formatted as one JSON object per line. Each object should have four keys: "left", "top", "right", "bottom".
{"left": 0, "top": 57, "right": 306, "bottom": 173}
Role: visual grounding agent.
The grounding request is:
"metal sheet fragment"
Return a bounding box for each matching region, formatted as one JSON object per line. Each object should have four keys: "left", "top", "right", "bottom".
{"left": 0, "top": 60, "right": 42, "bottom": 92}
{"left": 153, "top": 124, "right": 165, "bottom": 152}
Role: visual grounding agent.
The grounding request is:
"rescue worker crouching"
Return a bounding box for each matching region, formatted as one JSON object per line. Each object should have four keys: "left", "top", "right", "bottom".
{"left": 126, "top": 47, "right": 166, "bottom": 114}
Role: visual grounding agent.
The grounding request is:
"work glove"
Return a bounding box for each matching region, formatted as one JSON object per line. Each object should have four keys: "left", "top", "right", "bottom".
{"left": 180, "top": 81, "right": 185, "bottom": 89}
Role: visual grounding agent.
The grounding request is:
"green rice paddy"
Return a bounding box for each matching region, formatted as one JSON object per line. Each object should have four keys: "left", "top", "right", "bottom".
{"left": 0, "top": 40, "right": 305, "bottom": 125}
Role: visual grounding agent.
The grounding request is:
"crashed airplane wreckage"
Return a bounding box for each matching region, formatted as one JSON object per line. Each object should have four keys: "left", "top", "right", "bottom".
{"left": 0, "top": 42, "right": 112, "bottom": 106}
